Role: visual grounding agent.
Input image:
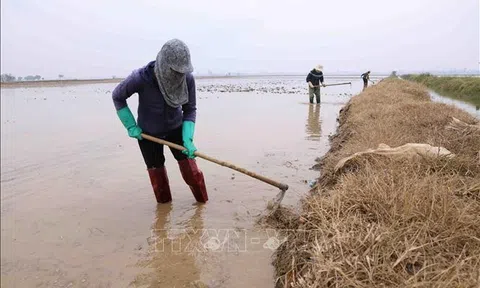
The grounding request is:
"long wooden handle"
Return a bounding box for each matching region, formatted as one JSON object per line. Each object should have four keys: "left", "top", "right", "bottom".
{"left": 324, "top": 82, "right": 351, "bottom": 87}
{"left": 141, "top": 133, "right": 289, "bottom": 191}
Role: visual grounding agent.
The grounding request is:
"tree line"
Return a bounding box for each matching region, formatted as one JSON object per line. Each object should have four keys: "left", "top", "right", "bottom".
{"left": 1, "top": 73, "right": 46, "bottom": 82}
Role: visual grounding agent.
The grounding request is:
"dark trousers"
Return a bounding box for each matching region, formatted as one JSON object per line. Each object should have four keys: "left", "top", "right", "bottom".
{"left": 363, "top": 79, "right": 368, "bottom": 90}
{"left": 138, "top": 126, "right": 187, "bottom": 168}
{"left": 308, "top": 86, "right": 321, "bottom": 103}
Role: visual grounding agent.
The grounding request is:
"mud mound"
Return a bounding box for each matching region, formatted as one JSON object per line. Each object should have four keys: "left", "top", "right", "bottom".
{"left": 268, "top": 78, "right": 480, "bottom": 287}
{"left": 257, "top": 206, "right": 301, "bottom": 231}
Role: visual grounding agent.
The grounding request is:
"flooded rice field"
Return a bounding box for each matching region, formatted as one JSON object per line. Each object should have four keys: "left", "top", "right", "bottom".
{"left": 1, "top": 76, "right": 366, "bottom": 287}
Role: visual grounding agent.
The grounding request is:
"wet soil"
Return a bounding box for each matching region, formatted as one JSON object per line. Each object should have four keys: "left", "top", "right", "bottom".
{"left": 1, "top": 76, "right": 364, "bottom": 287}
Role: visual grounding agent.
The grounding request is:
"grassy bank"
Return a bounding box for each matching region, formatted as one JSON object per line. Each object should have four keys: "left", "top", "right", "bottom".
{"left": 403, "top": 74, "right": 480, "bottom": 106}
{"left": 266, "top": 78, "right": 480, "bottom": 287}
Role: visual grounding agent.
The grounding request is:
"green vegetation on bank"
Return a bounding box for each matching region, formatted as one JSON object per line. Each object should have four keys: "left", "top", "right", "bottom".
{"left": 402, "top": 73, "right": 480, "bottom": 106}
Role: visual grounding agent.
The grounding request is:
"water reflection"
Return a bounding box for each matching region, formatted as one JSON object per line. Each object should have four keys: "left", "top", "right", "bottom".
{"left": 132, "top": 204, "right": 205, "bottom": 287}
{"left": 305, "top": 103, "right": 322, "bottom": 141}
{"left": 429, "top": 90, "right": 479, "bottom": 119}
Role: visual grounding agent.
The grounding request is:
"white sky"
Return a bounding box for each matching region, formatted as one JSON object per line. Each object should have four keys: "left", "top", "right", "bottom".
{"left": 1, "top": 0, "right": 479, "bottom": 79}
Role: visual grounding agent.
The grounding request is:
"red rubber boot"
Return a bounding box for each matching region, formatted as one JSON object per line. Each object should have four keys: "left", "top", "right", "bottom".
{"left": 147, "top": 167, "right": 172, "bottom": 203}
{"left": 177, "top": 159, "right": 209, "bottom": 203}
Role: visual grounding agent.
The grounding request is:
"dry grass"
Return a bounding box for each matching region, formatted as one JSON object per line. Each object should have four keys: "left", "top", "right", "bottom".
{"left": 267, "top": 78, "right": 480, "bottom": 288}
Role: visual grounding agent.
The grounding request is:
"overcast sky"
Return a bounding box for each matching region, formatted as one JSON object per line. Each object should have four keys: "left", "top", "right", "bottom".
{"left": 1, "top": 0, "right": 479, "bottom": 79}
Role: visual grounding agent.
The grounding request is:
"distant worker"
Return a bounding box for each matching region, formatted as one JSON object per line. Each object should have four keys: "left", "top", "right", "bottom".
{"left": 361, "top": 71, "right": 373, "bottom": 90}
{"left": 112, "top": 39, "right": 208, "bottom": 204}
{"left": 306, "top": 65, "right": 326, "bottom": 104}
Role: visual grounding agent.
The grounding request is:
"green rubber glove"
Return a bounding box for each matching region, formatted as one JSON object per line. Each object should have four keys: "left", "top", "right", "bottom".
{"left": 182, "top": 121, "right": 197, "bottom": 158}
{"left": 116, "top": 106, "right": 143, "bottom": 140}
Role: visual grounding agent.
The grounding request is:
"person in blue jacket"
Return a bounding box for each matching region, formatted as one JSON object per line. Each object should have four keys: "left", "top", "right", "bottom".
{"left": 112, "top": 39, "right": 208, "bottom": 204}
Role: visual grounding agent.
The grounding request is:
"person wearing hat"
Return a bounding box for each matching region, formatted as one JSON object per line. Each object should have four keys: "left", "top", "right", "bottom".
{"left": 112, "top": 39, "right": 208, "bottom": 204}
{"left": 306, "top": 65, "right": 326, "bottom": 104}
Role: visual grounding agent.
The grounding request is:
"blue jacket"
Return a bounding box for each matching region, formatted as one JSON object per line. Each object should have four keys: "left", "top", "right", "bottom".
{"left": 306, "top": 69, "right": 324, "bottom": 86}
{"left": 112, "top": 61, "right": 196, "bottom": 137}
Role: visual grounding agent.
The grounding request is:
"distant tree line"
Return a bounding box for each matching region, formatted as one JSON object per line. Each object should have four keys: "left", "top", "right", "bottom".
{"left": 1, "top": 73, "right": 45, "bottom": 82}
{"left": 1, "top": 74, "right": 16, "bottom": 82}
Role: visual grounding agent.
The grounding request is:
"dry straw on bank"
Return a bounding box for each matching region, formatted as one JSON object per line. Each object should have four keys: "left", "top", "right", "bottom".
{"left": 268, "top": 78, "right": 480, "bottom": 288}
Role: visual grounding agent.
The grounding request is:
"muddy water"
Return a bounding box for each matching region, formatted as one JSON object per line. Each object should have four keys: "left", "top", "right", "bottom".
{"left": 428, "top": 90, "right": 480, "bottom": 119}
{"left": 1, "top": 76, "right": 364, "bottom": 287}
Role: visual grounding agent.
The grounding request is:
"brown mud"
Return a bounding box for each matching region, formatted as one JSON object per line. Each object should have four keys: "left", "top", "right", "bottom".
{"left": 1, "top": 76, "right": 361, "bottom": 287}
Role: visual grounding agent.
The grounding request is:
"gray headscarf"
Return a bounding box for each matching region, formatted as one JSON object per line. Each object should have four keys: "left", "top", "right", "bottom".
{"left": 154, "top": 39, "right": 194, "bottom": 108}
